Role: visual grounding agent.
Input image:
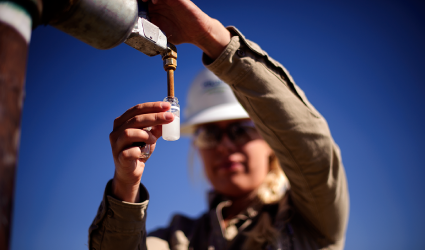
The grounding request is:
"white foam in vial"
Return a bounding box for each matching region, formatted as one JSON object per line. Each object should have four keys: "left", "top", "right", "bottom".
{"left": 162, "top": 96, "right": 180, "bottom": 141}
{"left": 163, "top": 116, "right": 180, "bottom": 141}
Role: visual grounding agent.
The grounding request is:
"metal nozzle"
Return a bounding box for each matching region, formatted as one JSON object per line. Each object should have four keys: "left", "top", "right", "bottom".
{"left": 124, "top": 16, "right": 168, "bottom": 57}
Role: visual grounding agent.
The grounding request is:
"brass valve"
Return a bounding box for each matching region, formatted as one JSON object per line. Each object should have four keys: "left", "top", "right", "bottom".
{"left": 162, "top": 45, "right": 177, "bottom": 97}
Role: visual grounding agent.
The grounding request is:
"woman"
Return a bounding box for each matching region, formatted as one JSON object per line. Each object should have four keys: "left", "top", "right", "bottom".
{"left": 89, "top": 1, "right": 349, "bottom": 249}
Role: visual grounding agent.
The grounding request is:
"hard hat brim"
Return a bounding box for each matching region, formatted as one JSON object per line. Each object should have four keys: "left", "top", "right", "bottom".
{"left": 181, "top": 102, "right": 249, "bottom": 136}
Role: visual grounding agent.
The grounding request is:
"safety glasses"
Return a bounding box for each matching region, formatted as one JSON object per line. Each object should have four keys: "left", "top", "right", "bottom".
{"left": 193, "top": 120, "right": 259, "bottom": 149}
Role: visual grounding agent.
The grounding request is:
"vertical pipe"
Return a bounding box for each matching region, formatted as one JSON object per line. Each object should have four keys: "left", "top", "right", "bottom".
{"left": 167, "top": 70, "right": 175, "bottom": 97}
{"left": 0, "top": 2, "right": 32, "bottom": 249}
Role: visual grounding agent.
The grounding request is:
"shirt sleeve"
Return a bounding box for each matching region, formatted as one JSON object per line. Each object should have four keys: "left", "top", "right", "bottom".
{"left": 204, "top": 26, "right": 349, "bottom": 248}
{"left": 88, "top": 179, "right": 150, "bottom": 250}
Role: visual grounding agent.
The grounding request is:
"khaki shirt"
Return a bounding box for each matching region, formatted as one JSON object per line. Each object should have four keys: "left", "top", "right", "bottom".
{"left": 89, "top": 27, "right": 349, "bottom": 250}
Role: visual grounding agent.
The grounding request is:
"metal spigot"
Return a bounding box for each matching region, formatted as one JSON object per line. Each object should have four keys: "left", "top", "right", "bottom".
{"left": 124, "top": 1, "right": 168, "bottom": 57}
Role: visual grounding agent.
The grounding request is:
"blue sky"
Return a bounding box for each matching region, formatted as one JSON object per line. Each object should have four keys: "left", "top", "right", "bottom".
{"left": 10, "top": 0, "right": 425, "bottom": 249}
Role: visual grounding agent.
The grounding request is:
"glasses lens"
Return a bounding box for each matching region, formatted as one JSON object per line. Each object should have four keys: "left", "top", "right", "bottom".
{"left": 194, "top": 121, "right": 258, "bottom": 149}
{"left": 228, "top": 121, "right": 257, "bottom": 146}
{"left": 194, "top": 125, "right": 221, "bottom": 149}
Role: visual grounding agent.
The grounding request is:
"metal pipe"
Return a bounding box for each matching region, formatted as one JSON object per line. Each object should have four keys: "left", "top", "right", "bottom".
{"left": 167, "top": 70, "right": 175, "bottom": 97}
{"left": 48, "top": 0, "right": 138, "bottom": 50}
{"left": 0, "top": 2, "right": 34, "bottom": 249}
{"left": 41, "top": 0, "right": 169, "bottom": 56}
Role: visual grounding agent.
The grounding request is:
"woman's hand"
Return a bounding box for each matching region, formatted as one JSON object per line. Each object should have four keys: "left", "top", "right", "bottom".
{"left": 109, "top": 101, "right": 174, "bottom": 202}
{"left": 141, "top": 0, "right": 231, "bottom": 60}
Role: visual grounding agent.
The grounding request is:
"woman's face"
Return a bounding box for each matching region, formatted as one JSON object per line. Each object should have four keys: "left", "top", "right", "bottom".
{"left": 197, "top": 119, "right": 273, "bottom": 198}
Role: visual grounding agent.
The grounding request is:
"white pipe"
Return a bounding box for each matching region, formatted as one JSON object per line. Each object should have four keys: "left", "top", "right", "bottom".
{"left": 0, "top": 2, "right": 32, "bottom": 44}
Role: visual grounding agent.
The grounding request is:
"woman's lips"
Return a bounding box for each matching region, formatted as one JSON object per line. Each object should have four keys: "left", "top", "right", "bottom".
{"left": 216, "top": 161, "right": 244, "bottom": 172}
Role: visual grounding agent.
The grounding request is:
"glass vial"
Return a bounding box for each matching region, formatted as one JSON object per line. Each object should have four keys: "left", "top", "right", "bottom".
{"left": 140, "top": 126, "right": 152, "bottom": 159}
{"left": 135, "top": 126, "right": 152, "bottom": 159}
{"left": 162, "top": 96, "right": 180, "bottom": 141}
{"left": 139, "top": 142, "right": 150, "bottom": 159}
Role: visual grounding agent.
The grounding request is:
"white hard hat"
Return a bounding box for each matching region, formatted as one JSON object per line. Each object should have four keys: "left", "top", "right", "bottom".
{"left": 181, "top": 68, "right": 249, "bottom": 135}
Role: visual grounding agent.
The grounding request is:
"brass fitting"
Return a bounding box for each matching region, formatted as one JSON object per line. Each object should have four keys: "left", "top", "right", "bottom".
{"left": 162, "top": 45, "right": 177, "bottom": 97}
{"left": 162, "top": 49, "right": 177, "bottom": 71}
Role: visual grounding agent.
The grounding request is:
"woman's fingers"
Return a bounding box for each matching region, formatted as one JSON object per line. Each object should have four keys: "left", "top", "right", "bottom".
{"left": 112, "top": 128, "right": 157, "bottom": 157}
{"left": 125, "top": 111, "right": 173, "bottom": 130}
{"left": 150, "top": 124, "right": 163, "bottom": 139}
{"left": 110, "top": 111, "right": 173, "bottom": 144}
{"left": 113, "top": 102, "right": 170, "bottom": 130}
{"left": 118, "top": 146, "right": 143, "bottom": 166}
